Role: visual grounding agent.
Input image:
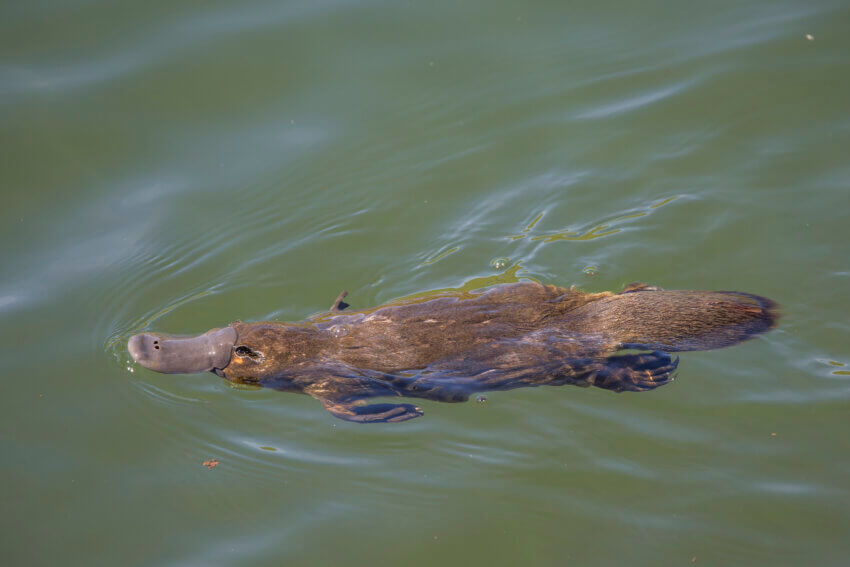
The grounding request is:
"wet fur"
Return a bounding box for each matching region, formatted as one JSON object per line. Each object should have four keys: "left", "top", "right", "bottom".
{"left": 219, "top": 282, "right": 778, "bottom": 423}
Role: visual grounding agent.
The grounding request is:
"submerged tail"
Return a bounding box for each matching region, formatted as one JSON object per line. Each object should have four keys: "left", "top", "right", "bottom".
{"left": 566, "top": 289, "right": 779, "bottom": 352}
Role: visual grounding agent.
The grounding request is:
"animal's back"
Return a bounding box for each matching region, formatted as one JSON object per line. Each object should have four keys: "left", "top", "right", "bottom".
{"left": 316, "top": 282, "right": 602, "bottom": 372}
{"left": 315, "top": 282, "right": 777, "bottom": 374}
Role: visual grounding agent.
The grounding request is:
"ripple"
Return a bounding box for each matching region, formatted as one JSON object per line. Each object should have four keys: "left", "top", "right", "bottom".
{"left": 0, "top": 0, "right": 360, "bottom": 97}
{"left": 227, "top": 434, "right": 377, "bottom": 468}
{"left": 574, "top": 79, "right": 697, "bottom": 120}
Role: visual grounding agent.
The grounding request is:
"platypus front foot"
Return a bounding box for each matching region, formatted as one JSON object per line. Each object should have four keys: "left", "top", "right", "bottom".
{"left": 319, "top": 398, "right": 424, "bottom": 423}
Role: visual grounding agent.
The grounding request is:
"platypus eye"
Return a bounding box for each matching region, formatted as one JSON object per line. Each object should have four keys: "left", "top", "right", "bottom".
{"left": 234, "top": 345, "right": 265, "bottom": 363}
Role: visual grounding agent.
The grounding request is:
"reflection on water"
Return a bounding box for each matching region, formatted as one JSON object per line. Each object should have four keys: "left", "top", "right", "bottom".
{"left": 515, "top": 196, "right": 679, "bottom": 243}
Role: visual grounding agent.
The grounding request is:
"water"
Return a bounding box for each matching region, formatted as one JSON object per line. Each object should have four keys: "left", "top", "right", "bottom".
{"left": 2, "top": 1, "right": 849, "bottom": 565}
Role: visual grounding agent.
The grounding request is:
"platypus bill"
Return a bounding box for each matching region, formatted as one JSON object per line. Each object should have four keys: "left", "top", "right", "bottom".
{"left": 128, "top": 282, "right": 778, "bottom": 423}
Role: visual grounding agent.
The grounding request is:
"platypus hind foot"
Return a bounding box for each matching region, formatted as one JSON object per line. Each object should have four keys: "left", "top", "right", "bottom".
{"left": 588, "top": 351, "right": 679, "bottom": 392}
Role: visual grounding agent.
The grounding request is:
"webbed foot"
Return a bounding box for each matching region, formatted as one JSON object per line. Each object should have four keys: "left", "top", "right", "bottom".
{"left": 588, "top": 351, "right": 678, "bottom": 392}
{"left": 319, "top": 398, "right": 424, "bottom": 423}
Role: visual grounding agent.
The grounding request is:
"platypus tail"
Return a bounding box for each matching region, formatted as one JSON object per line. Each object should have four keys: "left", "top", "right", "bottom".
{"left": 565, "top": 287, "right": 779, "bottom": 352}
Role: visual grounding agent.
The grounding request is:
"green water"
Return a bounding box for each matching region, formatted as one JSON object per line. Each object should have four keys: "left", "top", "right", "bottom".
{"left": 3, "top": 1, "right": 849, "bottom": 565}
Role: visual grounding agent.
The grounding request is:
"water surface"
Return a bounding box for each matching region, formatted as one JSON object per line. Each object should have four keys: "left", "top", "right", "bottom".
{"left": 2, "top": 1, "right": 849, "bottom": 565}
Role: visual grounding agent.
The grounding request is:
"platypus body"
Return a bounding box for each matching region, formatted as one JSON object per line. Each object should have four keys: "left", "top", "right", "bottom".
{"left": 128, "top": 282, "right": 778, "bottom": 423}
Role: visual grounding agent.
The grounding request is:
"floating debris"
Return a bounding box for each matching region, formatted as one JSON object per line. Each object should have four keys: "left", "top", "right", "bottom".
{"left": 202, "top": 459, "right": 220, "bottom": 469}
{"left": 805, "top": 33, "right": 814, "bottom": 41}
{"left": 476, "top": 395, "right": 487, "bottom": 403}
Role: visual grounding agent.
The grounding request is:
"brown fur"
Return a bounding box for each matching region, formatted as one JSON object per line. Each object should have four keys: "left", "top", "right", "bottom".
{"left": 216, "top": 282, "right": 778, "bottom": 422}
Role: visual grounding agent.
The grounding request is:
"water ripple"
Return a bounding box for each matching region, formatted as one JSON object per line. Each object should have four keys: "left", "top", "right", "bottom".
{"left": 574, "top": 79, "right": 696, "bottom": 120}
{"left": 1, "top": 0, "right": 359, "bottom": 97}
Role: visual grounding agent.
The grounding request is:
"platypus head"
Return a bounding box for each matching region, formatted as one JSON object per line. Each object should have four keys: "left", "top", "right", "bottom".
{"left": 128, "top": 327, "right": 237, "bottom": 374}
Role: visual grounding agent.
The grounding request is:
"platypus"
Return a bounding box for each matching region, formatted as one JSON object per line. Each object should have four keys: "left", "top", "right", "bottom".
{"left": 128, "top": 282, "right": 778, "bottom": 423}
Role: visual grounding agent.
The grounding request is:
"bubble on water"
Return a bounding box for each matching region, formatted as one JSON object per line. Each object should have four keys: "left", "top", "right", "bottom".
{"left": 583, "top": 265, "right": 599, "bottom": 277}
{"left": 476, "top": 395, "right": 487, "bottom": 403}
{"left": 329, "top": 324, "right": 350, "bottom": 338}
{"left": 126, "top": 365, "right": 135, "bottom": 373}
{"left": 491, "top": 257, "right": 509, "bottom": 270}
